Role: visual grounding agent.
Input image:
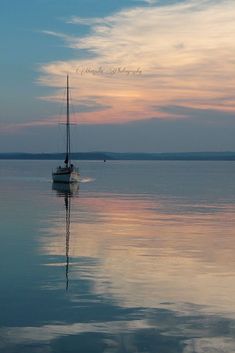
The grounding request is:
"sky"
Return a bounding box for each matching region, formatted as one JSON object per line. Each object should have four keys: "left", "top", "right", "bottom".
{"left": 1, "top": 0, "right": 235, "bottom": 153}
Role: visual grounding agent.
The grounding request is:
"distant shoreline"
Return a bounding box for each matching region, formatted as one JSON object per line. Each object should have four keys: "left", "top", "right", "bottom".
{"left": 1, "top": 152, "right": 235, "bottom": 161}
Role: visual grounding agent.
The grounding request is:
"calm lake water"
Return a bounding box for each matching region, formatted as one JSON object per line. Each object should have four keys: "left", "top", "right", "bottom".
{"left": 1, "top": 160, "right": 235, "bottom": 353}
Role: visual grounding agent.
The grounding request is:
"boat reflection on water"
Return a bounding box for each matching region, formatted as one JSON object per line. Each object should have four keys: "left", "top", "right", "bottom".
{"left": 52, "top": 182, "right": 79, "bottom": 290}
{"left": 52, "top": 182, "right": 79, "bottom": 197}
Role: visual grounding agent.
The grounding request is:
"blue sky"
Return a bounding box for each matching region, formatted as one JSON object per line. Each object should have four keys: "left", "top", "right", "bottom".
{"left": 1, "top": 0, "right": 235, "bottom": 152}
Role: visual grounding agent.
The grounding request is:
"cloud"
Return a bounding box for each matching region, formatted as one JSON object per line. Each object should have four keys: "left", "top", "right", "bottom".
{"left": 134, "top": 0, "right": 158, "bottom": 4}
{"left": 37, "top": 0, "right": 235, "bottom": 126}
{"left": 67, "top": 17, "right": 106, "bottom": 26}
{"left": 156, "top": 105, "right": 235, "bottom": 124}
{"left": 42, "top": 30, "right": 69, "bottom": 40}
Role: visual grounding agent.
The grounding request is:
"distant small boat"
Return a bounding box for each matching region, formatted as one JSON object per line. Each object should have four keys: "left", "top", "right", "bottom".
{"left": 52, "top": 75, "right": 80, "bottom": 183}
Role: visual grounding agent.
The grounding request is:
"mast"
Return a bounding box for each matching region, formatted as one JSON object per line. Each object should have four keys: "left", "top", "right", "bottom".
{"left": 65, "top": 74, "right": 70, "bottom": 167}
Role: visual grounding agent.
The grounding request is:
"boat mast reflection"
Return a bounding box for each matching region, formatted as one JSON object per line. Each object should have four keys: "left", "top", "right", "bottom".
{"left": 52, "top": 182, "right": 79, "bottom": 291}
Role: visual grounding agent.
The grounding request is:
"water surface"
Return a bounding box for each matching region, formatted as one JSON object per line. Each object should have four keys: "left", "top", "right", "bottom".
{"left": 1, "top": 161, "right": 235, "bottom": 352}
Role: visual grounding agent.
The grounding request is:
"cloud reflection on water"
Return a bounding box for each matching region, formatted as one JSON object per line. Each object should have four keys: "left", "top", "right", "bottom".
{"left": 42, "top": 192, "right": 235, "bottom": 317}
{"left": 1, "top": 166, "right": 235, "bottom": 353}
{"left": 1, "top": 309, "right": 235, "bottom": 353}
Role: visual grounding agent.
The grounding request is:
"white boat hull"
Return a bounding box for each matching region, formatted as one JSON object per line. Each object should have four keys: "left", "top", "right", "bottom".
{"left": 52, "top": 171, "right": 80, "bottom": 183}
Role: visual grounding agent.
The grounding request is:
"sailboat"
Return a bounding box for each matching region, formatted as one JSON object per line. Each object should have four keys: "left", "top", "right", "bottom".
{"left": 52, "top": 75, "right": 80, "bottom": 183}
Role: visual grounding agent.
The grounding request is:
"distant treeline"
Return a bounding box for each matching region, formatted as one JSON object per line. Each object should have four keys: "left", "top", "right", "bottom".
{"left": 1, "top": 152, "right": 235, "bottom": 160}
